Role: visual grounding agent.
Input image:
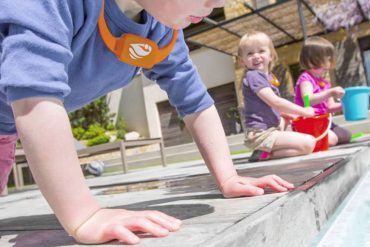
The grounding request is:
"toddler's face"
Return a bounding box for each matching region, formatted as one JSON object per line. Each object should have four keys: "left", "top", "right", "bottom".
{"left": 135, "top": 0, "right": 225, "bottom": 29}
{"left": 310, "top": 60, "right": 331, "bottom": 77}
{"left": 240, "top": 41, "right": 272, "bottom": 73}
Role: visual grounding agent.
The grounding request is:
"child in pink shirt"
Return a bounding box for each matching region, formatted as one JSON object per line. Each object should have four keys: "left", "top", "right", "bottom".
{"left": 294, "top": 36, "right": 351, "bottom": 145}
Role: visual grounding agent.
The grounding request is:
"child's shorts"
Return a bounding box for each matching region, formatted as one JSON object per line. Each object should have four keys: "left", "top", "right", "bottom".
{"left": 244, "top": 127, "right": 280, "bottom": 152}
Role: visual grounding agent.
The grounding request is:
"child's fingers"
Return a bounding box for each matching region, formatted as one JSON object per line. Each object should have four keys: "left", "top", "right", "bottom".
{"left": 242, "top": 175, "right": 292, "bottom": 191}
{"left": 270, "top": 175, "right": 295, "bottom": 189}
{"left": 262, "top": 179, "right": 288, "bottom": 192}
{"left": 142, "top": 211, "right": 182, "bottom": 232}
{"left": 106, "top": 224, "right": 140, "bottom": 245}
{"left": 225, "top": 182, "right": 264, "bottom": 197}
{"left": 125, "top": 217, "right": 170, "bottom": 237}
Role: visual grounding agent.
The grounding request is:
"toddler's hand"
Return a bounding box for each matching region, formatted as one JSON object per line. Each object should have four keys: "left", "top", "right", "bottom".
{"left": 73, "top": 208, "right": 182, "bottom": 245}
{"left": 281, "top": 112, "right": 297, "bottom": 121}
{"left": 330, "top": 86, "right": 345, "bottom": 99}
{"left": 220, "top": 175, "right": 294, "bottom": 198}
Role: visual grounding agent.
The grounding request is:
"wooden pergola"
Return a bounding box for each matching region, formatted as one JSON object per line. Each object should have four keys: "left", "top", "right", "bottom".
{"left": 184, "top": 0, "right": 369, "bottom": 106}
{"left": 184, "top": 0, "right": 368, "bottom": 57}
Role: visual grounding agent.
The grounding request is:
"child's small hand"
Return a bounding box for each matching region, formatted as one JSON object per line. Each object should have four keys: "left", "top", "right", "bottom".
{"left": 281, "top": 112, "right": 297, "bottom": 121}
{"left": 220, "top": 175, "right": 294, "bottom": 198}
{"left": 302, "top": 107, "right": 315, "bottom": 118}
{"left": 329, "top": 86, "right": 345, "bottom": 99}
{"left": 73, "top": 208, "right": 182, "bottom": 245}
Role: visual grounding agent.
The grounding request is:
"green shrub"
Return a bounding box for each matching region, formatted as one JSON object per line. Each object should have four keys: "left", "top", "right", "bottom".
{"left": 115, "top": 117, "right": 127, "bottom": 140}
{"left": 82, "top": 123, "right": 105, "bottom": 139}
{"left": 72, "top": 127, "right": 85, "bottom": 140}
{"left": 68, "top": 96, "right": 129, "bottom": 146}
{"left": 86, "top": 134, "right": 110, "bottom": 146}
{"left": 68, "top": 96, "right": 115, "bottom": 130}
{"left": 106, "top": 122, "right": 115, "bottom": 131}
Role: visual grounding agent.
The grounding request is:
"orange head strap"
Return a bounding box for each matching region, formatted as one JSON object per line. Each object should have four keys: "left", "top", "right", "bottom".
{"left": 98, "top": 0, "right": 178, "bottom": 69}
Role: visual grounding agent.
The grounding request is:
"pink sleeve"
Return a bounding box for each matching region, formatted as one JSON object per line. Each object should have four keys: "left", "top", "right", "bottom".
{"left": 294, "top": 72, "right": 315, "bottom": 106}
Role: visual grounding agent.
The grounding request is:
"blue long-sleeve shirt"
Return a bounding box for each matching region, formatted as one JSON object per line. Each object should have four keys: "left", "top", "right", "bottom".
{"left": 0, "top": 0, "right": 214, "bottom": 134}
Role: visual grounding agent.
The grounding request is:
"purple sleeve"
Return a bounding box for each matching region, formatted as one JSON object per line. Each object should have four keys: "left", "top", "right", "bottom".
{"left": 245, "top": 70, "right": 271, "bottom": 94}
{"left": 0, "top": 1, "right": 82, "bottom": 103}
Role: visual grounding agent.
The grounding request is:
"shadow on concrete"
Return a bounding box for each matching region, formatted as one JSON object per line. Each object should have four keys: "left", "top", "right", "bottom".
{"left": 0, "top": 194, "right": 217, "bottom": 231}
{"left": 117, "top": 193, "right": 220, "bottom": 220}
{"left": 1, "top": 230, "right": 76, "bottom": 247}
{"left": 0, "top": 196, "right": 215, "bottom": 247}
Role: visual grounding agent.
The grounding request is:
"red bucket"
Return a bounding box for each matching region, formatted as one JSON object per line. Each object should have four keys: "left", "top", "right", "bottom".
{"left": 292, "top": 113, "right": 331, "bottom": 152}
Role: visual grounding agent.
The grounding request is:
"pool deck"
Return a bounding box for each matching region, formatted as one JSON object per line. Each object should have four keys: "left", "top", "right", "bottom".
{"left": 1, "top": 136, "right": 370, "bottom": 247}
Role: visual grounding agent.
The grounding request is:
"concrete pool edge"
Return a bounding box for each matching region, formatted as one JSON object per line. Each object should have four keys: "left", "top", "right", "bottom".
{"left": 204, "top": 147, "right": 370, "bottom": 247}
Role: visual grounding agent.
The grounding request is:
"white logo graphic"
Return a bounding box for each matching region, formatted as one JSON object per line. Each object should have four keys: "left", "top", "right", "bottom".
{"left": 129, "top": 43, "right": 152, "bottom": 60}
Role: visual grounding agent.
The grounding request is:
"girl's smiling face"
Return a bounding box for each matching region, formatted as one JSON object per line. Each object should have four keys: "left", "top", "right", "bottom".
{"left": 240, "top": 37, "right": 273, "bottom": 73}
{"left": 238, "top": 32, "right": 277, "bottom": 73}
{"left": 241, "top": 43, "right": 272, "bottom": 73}
{"left": 135, "top": 0, "right": 226, "bottom": 29}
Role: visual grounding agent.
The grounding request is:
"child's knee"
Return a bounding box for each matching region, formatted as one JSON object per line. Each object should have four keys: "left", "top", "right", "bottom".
{"left": 329, "top": 133, "right": 338, "bottom": 146}
{"left": 300, "top": 135, "right": 315, "bottom": 154}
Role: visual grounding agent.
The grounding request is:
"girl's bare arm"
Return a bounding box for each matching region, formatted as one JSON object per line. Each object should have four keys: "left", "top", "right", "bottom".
{"left": 257, "top": 87, "right": 314, "bottom": 117}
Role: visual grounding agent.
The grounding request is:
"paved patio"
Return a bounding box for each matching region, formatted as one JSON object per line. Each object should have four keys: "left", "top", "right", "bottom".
{"left": 1, "top": 134, "right": 370, "bottom": 246}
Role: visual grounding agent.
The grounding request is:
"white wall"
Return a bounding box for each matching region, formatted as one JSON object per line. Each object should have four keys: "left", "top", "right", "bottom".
{"left": 108, "top": 76, "right": 149, "bottom": 137}
{"left": 108, "top": 48, "right": 235, "bottom": 138}
{"left": 191, "top": 48, "right": 235, "bottom": 88}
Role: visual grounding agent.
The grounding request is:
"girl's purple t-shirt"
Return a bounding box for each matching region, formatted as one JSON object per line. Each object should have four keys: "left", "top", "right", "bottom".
{"left": 242, "top": 70, "right": 281, "bottom": 129}
{"left": 294, "top": 71, "right": 331, "bottom": 115}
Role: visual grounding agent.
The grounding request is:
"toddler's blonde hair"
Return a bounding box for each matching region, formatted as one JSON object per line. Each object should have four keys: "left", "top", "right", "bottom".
{"left": 238, "top": 30, "right": 278, "bottom": 72}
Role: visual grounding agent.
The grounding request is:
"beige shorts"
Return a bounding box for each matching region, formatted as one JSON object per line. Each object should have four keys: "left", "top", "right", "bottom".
{"left": 244, "top": 127, "right": 280, "bottom": 152}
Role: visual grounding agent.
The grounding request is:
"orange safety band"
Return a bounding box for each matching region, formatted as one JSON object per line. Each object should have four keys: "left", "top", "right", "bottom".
{"left": 98, "top": 0, "right": 178, "bottom": 69}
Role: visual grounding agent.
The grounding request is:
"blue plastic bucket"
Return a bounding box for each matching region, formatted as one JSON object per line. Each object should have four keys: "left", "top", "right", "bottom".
{"left": 342, "top": 86, "right": 370, "bottom": 121}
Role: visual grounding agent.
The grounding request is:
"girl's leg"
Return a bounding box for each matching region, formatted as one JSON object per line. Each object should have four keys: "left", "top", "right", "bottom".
{"left": 0, "top": 134, "right": 18, "bottom": 194}
{"left": 328, "top": 130, "right": 338, "bottom": 146}
{"left": 271, "top": 131, "right": 315, "bottom": 158}
{"left": 332, "top": 125, "right": 351, "bottom": 145}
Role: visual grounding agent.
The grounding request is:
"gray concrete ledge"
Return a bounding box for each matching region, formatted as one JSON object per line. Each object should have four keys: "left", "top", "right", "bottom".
{"left": 205, "top": 147, "right": 370, "bottom": 247}
{"left": 1, "top": 140, "right": 370, "bottom": 247}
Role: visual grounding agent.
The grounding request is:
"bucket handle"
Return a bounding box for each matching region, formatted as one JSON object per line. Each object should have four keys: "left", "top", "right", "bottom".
{"left": 315, "top": 113, "right": 332, "bottom": 142}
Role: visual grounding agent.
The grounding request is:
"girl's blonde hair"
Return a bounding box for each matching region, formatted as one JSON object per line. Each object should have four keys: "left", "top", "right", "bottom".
{"left": 299, "top": 36, "right": 335, "bottom": 70}
{"left": 238, "top": 30, "right": 278, "bottom": 72}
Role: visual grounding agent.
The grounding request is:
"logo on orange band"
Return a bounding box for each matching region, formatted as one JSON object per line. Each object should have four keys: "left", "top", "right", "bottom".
{"left": 129, "top": 43, "right": 152, "bottom": 60}
{"left": 98, "top": 0, "right": 178, "bottom": 69}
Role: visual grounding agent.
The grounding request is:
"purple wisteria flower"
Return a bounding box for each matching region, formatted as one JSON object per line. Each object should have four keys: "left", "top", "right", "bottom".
{"left": 313, "top": 0, "right": 369, "bottom": 31}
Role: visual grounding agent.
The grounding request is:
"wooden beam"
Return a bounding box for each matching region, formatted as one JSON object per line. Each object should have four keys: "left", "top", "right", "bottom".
{"left": 185, "top": 0, "right": 291, "bottom": 38}
{"left": 243, "top": 2, "right": 297, "bottom": 41}
{"left": 203, "top": 17, "right": 242, "bottom": 38}
{"left": 296, "top": 0, "right": 307, "bottom": 40}
{"left": 185, "top": 39, "right": 235, "bottom": 57}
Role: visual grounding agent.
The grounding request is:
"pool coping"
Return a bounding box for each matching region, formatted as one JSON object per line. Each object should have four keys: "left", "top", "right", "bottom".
{"left": 204, "top": 146, "right": 370, "bottom": 247}
{"left": 1, "top": 144, "right": 370, "bottom": 246}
